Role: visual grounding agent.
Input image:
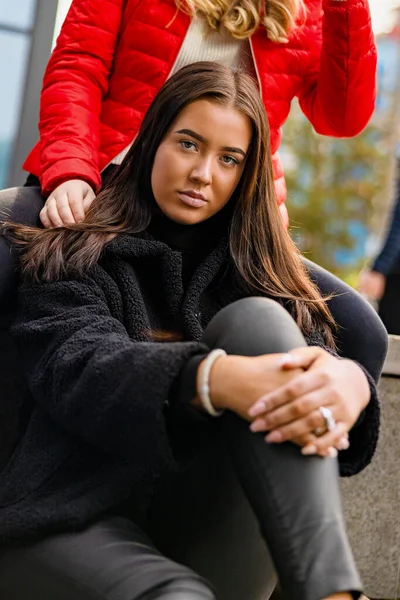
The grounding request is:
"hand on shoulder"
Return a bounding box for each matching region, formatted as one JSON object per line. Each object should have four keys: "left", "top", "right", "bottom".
{"left": 40, "top": 179, "right": 96, "bottom": 228}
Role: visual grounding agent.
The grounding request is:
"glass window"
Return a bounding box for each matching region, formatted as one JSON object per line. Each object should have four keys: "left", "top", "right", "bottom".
{"left": 0, "top": 0, "right": 36, "bottom": 31}
{"left": 0, "top": 31, "right": 30, "bottom": 187}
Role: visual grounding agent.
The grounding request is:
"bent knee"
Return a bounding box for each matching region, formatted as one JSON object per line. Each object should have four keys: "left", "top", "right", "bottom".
{"left": 373, "top": 314, "right": 389, "bottom": 363}
{"left": 0, "top": 187, "right": 44, "bottom": 307}
{"left": 0, "top": 186, "right": 44, "bottom": 226}
{"left": 211, "top": 297, "right": 289, "bottom": 326}
{"left": 202, "top": 297, "right": 306, "bottom": 355}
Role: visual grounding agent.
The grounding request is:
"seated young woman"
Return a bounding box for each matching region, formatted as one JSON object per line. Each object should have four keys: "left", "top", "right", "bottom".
{"left": 0, "top": 62, "right": 381, "bottom": 600}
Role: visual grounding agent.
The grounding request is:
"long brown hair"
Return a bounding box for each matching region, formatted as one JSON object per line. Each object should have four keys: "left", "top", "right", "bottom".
{"left": 175, "top": 0, "right": 306, "bottom": 43}
{"left": 3, "top": 62, "right": 336, "bottom": 347}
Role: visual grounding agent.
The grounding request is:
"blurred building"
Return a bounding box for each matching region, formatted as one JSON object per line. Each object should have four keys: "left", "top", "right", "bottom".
{"left": 0, "top": 0, "right": 63, "bottom": 188}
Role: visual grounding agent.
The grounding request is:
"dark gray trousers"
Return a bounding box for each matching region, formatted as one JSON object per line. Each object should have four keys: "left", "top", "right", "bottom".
{"left": 0, "top": 298, "right": 361, "bottom": 600}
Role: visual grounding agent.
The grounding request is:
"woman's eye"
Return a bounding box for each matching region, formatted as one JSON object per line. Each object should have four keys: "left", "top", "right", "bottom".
{"left": 180, "top": 140, "right": 196, "bottom": 151}
{"left": 221, "top": 155, "right": 239, "bottom": 166}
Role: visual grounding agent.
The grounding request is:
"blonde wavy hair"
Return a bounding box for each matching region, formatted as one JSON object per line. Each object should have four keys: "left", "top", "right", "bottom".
{"left": 175, "top": 0, "right": 306, "bottom": 43}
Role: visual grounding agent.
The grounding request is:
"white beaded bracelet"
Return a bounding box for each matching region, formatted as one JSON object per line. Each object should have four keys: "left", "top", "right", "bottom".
{"left": 198, "top": 349, "right": 227, "bottom": 417}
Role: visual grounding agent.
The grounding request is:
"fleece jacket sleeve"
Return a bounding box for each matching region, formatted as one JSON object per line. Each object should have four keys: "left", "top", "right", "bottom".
{"left": 12, "top": 276, "right": 209, "bottom": 466}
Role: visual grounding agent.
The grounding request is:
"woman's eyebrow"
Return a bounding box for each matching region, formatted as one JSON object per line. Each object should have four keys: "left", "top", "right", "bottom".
{"left": 175, "top": 128, "right": 246, "bottom": 157}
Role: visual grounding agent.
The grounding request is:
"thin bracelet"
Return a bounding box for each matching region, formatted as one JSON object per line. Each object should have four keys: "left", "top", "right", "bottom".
{"left": 198, "top": 349, "right": 227, "bottom": 417}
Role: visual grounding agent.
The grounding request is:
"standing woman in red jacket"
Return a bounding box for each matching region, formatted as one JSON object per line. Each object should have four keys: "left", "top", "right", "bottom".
{"left": 0, "top": 0, "right": 387, "bottom": 380}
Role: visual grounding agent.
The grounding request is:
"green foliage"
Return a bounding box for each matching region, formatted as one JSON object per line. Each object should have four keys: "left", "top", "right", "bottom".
{"left": 283, "top": 101, "right": 389, "bottom": 279}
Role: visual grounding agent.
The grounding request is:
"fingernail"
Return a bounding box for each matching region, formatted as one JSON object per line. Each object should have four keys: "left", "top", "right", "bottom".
{"left": 301, "top": 444, "right": 317, "bottom": 455}
{"left": 280, "top": 354, "right": 294, "bottom": 367}
{"left": 328, "top": 447, "right": 338, "bottom": 458}
{"left": 265, "top": 431, "right": 283, "bottom": 443}
{"left": 248, "top": 402, "right": 266, "bottom": 417}
{"left": 250, "top": 419, "right": 265, "bottom": 432}
{"left": 337, "top": 437, "right": 350, "bottom": 451}
{"left": 318, "top": 450, "right": 330, "bottom": 458}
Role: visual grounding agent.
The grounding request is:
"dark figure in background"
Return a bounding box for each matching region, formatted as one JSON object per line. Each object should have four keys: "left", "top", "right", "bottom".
{"left": 359, "top": 159, "right": 400, "bottom": 334}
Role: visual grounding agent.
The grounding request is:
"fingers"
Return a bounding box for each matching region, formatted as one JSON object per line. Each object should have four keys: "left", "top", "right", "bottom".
{"left": 280, "top": 346, "right": 324, "bottom": 370}
{"left": 262, "top": 404, "right": 333, "bottom": 443}
{"left": 40, "top": 196, "right": 65, "bottom": 228}
{"left": 248, "top": 366, "right": 330, "bottom": 418}
{"left": 291, "top": 433, "right": 314, "bottom": 447}
{"left": 83, "top": 188, "right": 96, "bottom": 213}
{"left": 69, "top": 192, "right": 87, "bottom": 223}
{"left": 39, "top": 204, "right": 52, "bottom": 228}
{"left": 281, "top": 426, "right": 348, "bottom": 459}
{"left": 257, "top": 419, "right": 348, "bottom": 459}
{"left": 336, "top": 434, "right": 350, "bottom": 451}
{"left": 288, "top": 431, "right": 348, "bottom": 459}
{"left": 249, "top": 388, "right": 328, "bottom": 433}
{"left": 301, "top": 421, "right": 348, "bottom": 457}
{"left": 291, "top": 434, "right": 332, "bottom": 458}
{"left": 39, "top": 185, "right": 93, "bottom": 229}
{"left": 55, "top": 195, "right": 78, "bottom": 225}
{"left": 248, "top": 388, "right": 351, "bottom": 459}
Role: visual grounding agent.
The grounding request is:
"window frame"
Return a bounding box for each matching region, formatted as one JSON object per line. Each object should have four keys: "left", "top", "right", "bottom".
{"left": 6, "top": 0, "right": 58, "bottom": 187}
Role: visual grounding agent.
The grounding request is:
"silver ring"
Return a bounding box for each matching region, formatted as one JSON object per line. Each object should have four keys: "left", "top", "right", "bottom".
{"left": 319, "top": 406, "right": 336, "bottom": 432}
{"left": 313, "top": 426, "right": 326, "bottom": 437}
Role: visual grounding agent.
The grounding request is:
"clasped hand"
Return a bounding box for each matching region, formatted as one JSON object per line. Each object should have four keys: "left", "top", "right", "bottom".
{"left": 209, "top": 347, "right": 371, "bottom": 457}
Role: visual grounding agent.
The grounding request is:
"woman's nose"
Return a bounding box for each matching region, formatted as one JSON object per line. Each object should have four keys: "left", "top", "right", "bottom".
{"left": 189, "top": 157, "right": 212, "bottom": 185}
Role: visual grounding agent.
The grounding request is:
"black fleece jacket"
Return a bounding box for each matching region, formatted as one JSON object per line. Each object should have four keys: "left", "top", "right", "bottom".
{"left": 0, "top": 221, "right": 379, "bottom": 541}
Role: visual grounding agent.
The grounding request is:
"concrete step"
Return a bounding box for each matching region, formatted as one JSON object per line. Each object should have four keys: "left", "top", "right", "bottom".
{"left": 341, "top": 335, "right": 400, "bottom": 600}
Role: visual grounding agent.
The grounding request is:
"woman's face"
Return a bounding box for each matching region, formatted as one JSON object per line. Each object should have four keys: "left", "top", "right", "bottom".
{"left": 151, "top": 99, "right": 252, "bottom": 225}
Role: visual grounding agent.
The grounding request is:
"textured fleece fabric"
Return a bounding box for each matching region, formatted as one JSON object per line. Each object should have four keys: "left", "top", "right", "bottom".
{"left": 0, "top": 232, "right": 379, "bottom": 541}
{"left": 23, "top": 0, "right": 377, "bottom": 210}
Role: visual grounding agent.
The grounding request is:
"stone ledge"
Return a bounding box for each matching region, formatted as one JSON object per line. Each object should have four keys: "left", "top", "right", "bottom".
{"left": 382, "top": 334, "right": 400, "bottom": 377}
{"left": 341, "top": 333, "right": 400, "bottom": 599}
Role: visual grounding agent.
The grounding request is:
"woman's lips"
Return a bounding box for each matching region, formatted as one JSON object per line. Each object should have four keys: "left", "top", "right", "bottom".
{"left": 178, "top": 191, "right": 208, "bottom": 208}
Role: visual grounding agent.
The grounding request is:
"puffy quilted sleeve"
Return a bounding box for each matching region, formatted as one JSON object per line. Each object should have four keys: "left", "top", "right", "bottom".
{"left": 38, "top": 0, "right": 130, "bottom": 196}
{"left": 297, "top": 0, "right": 377, "bottom": 137}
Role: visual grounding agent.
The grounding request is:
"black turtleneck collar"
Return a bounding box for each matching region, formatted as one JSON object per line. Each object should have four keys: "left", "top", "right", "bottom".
{"left": 147, "top": 202, "right": 233, "bottom": 255}
{"left": 146, "top": 203, "right": 234, "bottom": 289}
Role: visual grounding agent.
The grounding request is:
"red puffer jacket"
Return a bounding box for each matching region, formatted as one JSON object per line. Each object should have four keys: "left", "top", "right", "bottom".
{"left": 24, "top": 0, "right": 377, "bottom": 219}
